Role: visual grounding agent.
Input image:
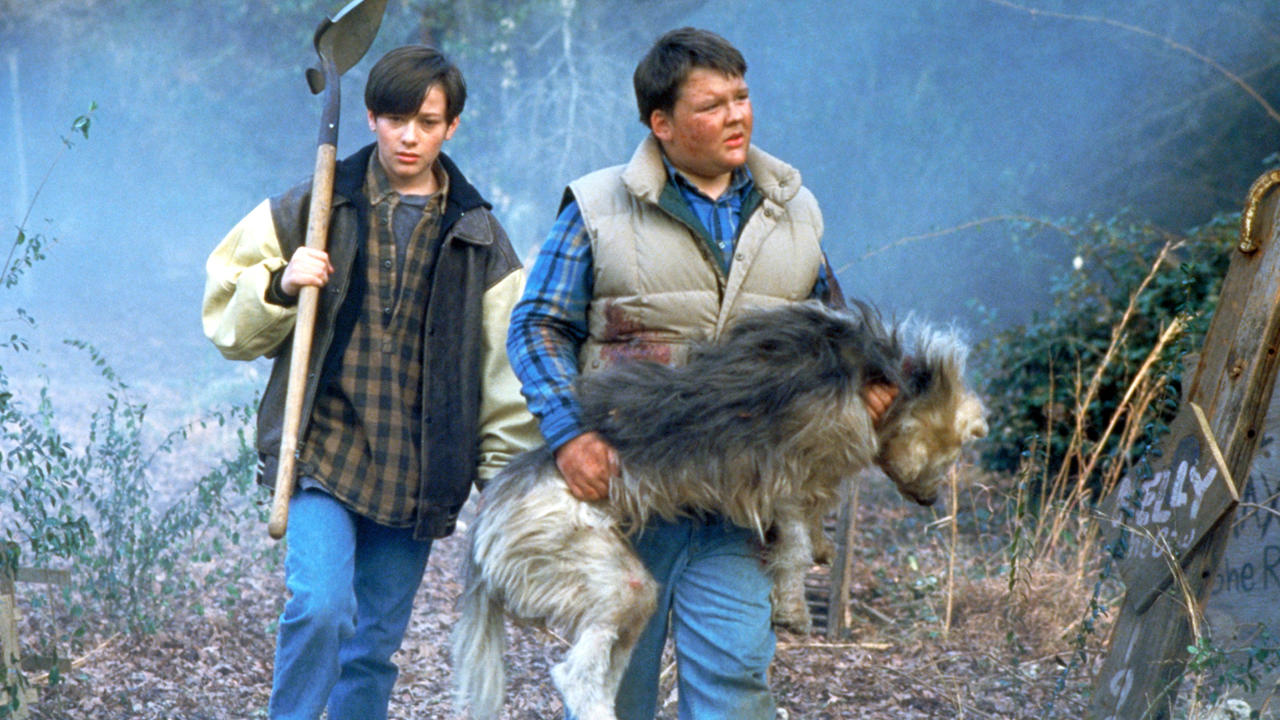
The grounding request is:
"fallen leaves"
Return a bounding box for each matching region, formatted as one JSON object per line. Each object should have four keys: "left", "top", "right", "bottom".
{"left": 19, "top": 482, "right": 1109, "bottom": 719}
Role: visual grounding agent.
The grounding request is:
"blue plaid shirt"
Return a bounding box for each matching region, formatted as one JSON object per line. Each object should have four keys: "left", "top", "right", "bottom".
{"left": 507, "top": 163, "right": 830, "bottom": 450}
{"left": 666, "top": 157, "right": 751, "bottom": 273}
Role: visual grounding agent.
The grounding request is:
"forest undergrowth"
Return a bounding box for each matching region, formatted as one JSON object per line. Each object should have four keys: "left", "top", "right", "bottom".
{"left": 5, "top": 112, "right": 1276, "bottom": 720}
{"left": 4, "top": 235, "right": 1266, "bottom": 718}
{"left": 11, "top": 452, "right": 1112, "bottom": 720}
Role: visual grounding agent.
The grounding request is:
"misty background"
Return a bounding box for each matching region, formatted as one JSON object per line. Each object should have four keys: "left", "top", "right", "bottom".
{"left": 3, "top": 0, "right": 1280, "bottom": 418}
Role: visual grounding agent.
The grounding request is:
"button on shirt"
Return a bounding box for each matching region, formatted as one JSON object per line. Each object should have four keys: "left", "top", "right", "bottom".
{"left": 663, "top": 157, "right": 752, "bottom": 275}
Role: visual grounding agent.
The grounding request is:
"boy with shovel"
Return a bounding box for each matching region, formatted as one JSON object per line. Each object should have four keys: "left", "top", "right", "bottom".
{"left": 202, "top": 45, "right": 537, "bottom": 720}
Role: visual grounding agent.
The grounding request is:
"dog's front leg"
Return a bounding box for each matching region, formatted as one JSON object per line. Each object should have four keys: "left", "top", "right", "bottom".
{"left": 766, "top": 503, "right": 814, "bottom": 633}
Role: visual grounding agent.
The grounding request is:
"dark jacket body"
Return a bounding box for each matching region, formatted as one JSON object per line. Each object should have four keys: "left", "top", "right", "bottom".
{"left": 256, "top": 143, "right": 524, "bottom": 538}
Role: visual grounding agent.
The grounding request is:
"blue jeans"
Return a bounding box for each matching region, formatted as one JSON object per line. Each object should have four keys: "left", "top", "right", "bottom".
{"left": 611, "top": 515, "right": 776, "bottom": 720}
{"left": 268, "top": 487, "right": 433, "bottom": 720}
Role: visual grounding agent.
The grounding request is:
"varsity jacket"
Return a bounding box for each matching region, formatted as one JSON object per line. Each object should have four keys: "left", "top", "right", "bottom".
{"left": 202, "top": 143, "right": 537, "bottom": 539}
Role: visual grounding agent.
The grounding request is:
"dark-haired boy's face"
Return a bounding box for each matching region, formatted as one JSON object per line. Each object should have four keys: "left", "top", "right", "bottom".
{"left": 367, "top": 84, "right": 458, "bottom": 194}
{"left": 650, "top": 68, "right": 752, "bottom": 193}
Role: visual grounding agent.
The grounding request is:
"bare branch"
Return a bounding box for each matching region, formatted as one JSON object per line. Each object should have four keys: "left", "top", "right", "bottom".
{"left": 984, "top": 0, "right": 1280, "bottom": 125}
{"left": 837, "top": 214, "right": 1077, "bottom": 273}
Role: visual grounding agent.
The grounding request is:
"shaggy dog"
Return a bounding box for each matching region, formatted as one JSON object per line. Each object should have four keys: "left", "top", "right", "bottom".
{"left": 452, "top": 301, "right": 987, "bottom": 720}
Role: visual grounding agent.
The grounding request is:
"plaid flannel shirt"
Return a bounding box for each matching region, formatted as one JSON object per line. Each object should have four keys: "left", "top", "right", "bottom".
{"left": 298, "top": 155, "right": 448, "bottom": 526}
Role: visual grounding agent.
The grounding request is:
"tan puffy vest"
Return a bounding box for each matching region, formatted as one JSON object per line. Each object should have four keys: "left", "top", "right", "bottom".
{"left": 570, "top": 136, "right": 824, "bottom": 373}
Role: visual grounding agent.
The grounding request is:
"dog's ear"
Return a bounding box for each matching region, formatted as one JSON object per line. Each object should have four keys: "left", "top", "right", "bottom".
{"left": 902, "top": 355, "right": 934, "bottom": 395}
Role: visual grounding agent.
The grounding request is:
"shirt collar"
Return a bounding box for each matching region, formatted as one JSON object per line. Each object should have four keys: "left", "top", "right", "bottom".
{"left": 365, "top": 152, "right": 450, "bottom": 212}
{"left": 660, "top": 153, "right": 753, "bottom": 203}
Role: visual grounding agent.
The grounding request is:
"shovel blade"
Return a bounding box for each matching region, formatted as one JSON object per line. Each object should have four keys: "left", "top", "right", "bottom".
{"left": 307, "top": 0, "right": 390, "bottom": 94}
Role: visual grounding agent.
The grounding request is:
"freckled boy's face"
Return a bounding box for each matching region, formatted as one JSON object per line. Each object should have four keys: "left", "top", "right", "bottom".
{"left": 650, "top": 68, "right": 753, "bottom": 187}
{"left": 368, "top": 84, "right": 458, "bottom": 193}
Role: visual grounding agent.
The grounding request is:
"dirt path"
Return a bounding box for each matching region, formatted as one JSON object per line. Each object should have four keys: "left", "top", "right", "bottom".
{"left": 23, "top": 482, "right": 1102, "bottom": 719}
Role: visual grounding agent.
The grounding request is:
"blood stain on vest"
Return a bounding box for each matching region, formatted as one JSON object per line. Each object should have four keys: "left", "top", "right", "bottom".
{"left": 599, "top": 301, "right": 673, "bottom": 367}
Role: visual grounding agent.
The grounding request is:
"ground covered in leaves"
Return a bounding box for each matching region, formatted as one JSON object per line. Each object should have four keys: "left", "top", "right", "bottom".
{"left": 14, "top": 469, "right": 1124, "bottom": 719}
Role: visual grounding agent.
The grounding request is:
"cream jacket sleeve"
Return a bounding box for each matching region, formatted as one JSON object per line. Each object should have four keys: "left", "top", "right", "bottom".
{"left": 475, "top": 267, "right": 542, "bottom": 485}
{"left": 202, "top": 200, "right": 298, "bottom": 361}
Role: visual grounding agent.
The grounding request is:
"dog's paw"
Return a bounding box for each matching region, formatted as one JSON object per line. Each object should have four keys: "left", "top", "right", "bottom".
{"left": 551, "top": 662, "right": 619, "bottom": 720}
{"left": 770, "top": 600, "right": 813, "bottom": 634}
{"left": 810, "top": 535, "right": 836, "bottom": 566}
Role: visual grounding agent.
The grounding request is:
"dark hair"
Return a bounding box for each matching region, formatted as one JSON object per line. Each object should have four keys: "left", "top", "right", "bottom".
{"left": 633, "top": 28, "right": 746, "bottom": 127}
{"left": 365, "top": 45, "right": 466, "bottom": 121}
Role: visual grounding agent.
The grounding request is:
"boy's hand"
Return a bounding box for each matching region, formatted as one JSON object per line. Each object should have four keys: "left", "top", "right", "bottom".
{"left": 862, "top": 382, "right": 898, "bottom": 426}
{"left": 554, "top": 431, "right": 618, "bottom": 501}
{"left": 281, "top": 247, "right": 334, "bottom": 297}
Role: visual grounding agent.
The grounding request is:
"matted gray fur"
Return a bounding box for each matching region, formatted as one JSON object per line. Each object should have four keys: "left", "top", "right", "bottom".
{"left": 452, "top": 301, "right": 988, "bottom": 720}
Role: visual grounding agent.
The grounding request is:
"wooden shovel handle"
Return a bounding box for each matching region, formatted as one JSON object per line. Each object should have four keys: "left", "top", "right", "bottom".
{"left": 268, "top": 143, "right": 338, "bottom": 540}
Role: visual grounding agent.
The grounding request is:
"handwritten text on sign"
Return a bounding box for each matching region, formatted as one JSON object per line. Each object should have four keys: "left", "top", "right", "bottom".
{"left": 1107, "top": 403, "right": 1237, "bottom": 603}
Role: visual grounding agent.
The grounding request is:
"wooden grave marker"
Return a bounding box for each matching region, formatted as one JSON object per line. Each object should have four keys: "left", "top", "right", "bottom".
{"left": 1202, "top": 383, "right": 1280, "bottom": 715}
{"left": 1104, "top": 401, "right": 1238, "bottom": 614}
{"left": 826, "top": 479, "right": 861, "bottom": 640}
{"left": 1090, "top": 169, "right": 1280, "bottom": 719}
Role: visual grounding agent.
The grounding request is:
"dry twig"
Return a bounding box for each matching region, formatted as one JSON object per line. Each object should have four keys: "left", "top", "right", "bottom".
{"left": 983, "top": 0, "right": 1280, "bottom": 125}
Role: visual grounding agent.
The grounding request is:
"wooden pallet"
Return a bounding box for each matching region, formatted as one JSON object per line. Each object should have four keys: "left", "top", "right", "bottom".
{"left": 803, "top": 481, "right": 862, "bottom": 640}
{"left": 2, "top": 552, "right": 70, "bottom": 719}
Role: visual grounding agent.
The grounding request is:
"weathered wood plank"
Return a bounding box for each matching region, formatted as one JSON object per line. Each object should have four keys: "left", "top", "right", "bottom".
{"left": 13, "top": 568, "right": 69, "bottom": 587}
{"left": 1, "top": 589, "right": 33, "bottom": 719}
{"left": 1108, "top": 402, "right": 1237, "bottom": 613}
{"left": 1091, "top": 511, "right": 1233, "bottom": 719}
{"left": 1090, "top": 176, "right": 1280, "bottom": 719}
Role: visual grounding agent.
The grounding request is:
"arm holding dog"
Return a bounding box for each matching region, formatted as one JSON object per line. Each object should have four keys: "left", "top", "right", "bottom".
{"left": 554, "top": 431, "right": 618, "bottom": 501}
{"left": 863, "top": 382, "right": 898, "bottom": 424}
{"left": 507, "top": 200, "right": 616, "bottom": 501}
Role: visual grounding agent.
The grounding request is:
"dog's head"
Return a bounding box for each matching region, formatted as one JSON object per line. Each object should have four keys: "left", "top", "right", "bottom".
{"left": 876, "top": 324, "right": 987, "bottom": 506}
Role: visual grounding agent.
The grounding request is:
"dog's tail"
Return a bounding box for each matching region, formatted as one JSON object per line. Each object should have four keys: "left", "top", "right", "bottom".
{"left": 452, "top": 547, "right": 507, "bottom": 719}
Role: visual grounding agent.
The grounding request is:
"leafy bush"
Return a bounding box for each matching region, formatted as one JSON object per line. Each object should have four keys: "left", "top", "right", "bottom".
{"left": 976, "top": 211, "right": 1237, "bottom": 503}
{"left": 3, "top": 346, "right": 264, "bottom": 624}
{"left": 1, "top": 107, "right": 268, "bottom": 716}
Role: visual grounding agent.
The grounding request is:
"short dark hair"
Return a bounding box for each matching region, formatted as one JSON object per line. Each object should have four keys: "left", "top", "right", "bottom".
{"left": 633, "top": 28, "right": 746, "bottom": 127}
{"left": 365, "top": 45, "right": 466, "bottom": 121}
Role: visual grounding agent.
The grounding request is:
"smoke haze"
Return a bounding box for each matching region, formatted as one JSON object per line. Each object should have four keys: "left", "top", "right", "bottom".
{"left": 3, "top": 0, "right": 1278, "bottom": 411}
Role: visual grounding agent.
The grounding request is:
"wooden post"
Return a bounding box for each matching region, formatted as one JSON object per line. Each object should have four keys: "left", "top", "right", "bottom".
{"left": 1, "top": 549, "right": 70, "bottom": 719}
{"left": 1090, "top": 173, "right": 1280, "bottom": 719}
{"left": 826, "top": 478, "right": 862, "bottom": 640}
{"left": 1, "top": 556, "right": 32, "bottom": 720}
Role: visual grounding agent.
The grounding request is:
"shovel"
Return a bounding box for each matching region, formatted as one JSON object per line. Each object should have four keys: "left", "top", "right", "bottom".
{"left": 268, "top": 0, "right": 389, "bottom": 540}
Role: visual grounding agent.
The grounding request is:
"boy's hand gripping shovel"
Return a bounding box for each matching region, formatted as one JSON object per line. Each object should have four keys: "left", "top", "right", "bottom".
{"left": 269, "top": 0, "right": 388, "bottom": 540}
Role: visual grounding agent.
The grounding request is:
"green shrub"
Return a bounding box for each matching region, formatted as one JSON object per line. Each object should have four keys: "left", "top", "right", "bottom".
{"left": 1, "top": 107, "right": 269, "bottom": 716}
{"left": 976, "top": 211, "right": 1237, "bottom": 501}
{"left": 62, "top": 341, "right": 264, "bottom": 633}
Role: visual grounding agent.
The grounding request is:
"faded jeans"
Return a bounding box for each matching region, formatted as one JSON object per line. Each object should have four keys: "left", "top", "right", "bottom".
{"left": 268, "top": 487, "right": 433, "bottom": 720}
{"left": 610, "top": 515, "right": 777, "bottom": 720}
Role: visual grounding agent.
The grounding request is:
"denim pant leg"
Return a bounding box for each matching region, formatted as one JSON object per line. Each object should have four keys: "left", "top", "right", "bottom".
{"left": 269, "top": 488, "right": 359, "bottom": 720}
{"left": 611, "top": 518, "right": 689, "bottom": 720}
{"left": 326, "top": 516, "right": 433, "bottom": 720}
{"left": 670, "top": 520, "right": 775, "bottom": 720}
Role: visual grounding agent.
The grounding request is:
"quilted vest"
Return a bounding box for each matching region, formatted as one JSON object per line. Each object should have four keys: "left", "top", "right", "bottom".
{"left": 569, "top": 136, "right": 824, "bottom": 373}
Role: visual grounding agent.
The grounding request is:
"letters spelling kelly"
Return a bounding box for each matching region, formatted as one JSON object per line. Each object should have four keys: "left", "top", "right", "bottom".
{"left": 1111, "top": 433, "right": 1217, "bottom": 563}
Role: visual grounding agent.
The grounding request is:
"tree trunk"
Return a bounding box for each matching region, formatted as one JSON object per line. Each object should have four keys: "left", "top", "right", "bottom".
{"left": 7, "top": 49, "right": 27, "bottom": 224}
